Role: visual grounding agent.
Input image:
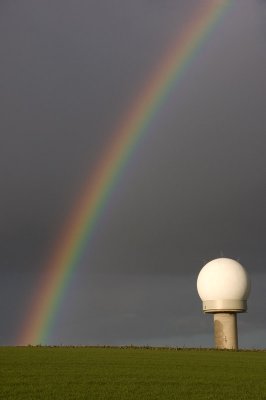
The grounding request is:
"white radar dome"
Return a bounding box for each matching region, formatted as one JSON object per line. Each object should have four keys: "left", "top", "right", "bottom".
{"left": 197, "top": 258, "right": 251, "bottom": 313}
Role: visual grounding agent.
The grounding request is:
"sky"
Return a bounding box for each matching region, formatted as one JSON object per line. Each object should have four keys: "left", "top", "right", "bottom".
{"left": 0, "top": 0, "right": 266, "bottom": 348}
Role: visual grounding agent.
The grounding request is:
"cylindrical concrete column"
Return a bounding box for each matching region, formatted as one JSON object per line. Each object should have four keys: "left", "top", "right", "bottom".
{"left": 213, "top": 313, "right": 238, "bottom": 350}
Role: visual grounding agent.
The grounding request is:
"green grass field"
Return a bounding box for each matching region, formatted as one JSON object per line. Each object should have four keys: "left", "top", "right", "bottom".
{"left": 0, "top": 347, "right": 265, "bottom": 399}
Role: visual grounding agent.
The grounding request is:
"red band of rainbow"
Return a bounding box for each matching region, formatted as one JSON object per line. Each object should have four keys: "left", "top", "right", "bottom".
{"left": 19, "top": 1, "right": 231, "bottom": 345}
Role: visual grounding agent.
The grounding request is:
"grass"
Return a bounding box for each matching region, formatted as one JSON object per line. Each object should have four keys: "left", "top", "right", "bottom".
{"left": 0, "top": 347, "right": 266, "bottom": 399}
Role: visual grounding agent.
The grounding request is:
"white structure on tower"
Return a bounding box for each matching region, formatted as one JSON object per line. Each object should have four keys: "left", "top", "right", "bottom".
{"left": 197, "top": 258, "right": 251, "bottom": 350}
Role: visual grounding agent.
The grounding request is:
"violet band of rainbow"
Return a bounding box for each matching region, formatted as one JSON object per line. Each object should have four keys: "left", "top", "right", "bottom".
{"left": 19, "top": 1, "right": 231, "bottom": 345}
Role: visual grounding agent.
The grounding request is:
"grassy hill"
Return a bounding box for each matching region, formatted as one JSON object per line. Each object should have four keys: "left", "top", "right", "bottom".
{"left": 0, "top": 347, "right": 265, "bottom": 399}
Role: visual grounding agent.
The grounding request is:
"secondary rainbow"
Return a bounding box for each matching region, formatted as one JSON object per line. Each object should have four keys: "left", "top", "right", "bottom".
{"left": 19, "top": 1, "right": 231, "bottom": 345}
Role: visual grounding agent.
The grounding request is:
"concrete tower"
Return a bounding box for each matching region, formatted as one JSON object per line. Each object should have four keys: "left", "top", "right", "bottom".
{"left": 197, "top": 258, "right": 251, "bottom": 350}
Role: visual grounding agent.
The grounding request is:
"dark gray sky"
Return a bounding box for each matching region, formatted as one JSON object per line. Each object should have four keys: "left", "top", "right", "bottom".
{"left": 0, "top": 0, "right": 265, "bottom": 347}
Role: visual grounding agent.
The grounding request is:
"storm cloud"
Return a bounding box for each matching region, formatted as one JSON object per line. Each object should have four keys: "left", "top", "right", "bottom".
{"left": 0, "top": 0, "right": 265, "bottom": 347}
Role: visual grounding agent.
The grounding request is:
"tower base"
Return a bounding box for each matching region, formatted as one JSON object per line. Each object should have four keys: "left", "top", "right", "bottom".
{"left": 213, "top": 313, "right": 238, "bottom": 350}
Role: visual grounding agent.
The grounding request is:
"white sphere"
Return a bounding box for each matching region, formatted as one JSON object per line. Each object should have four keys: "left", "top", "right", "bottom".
{"left": 197, "top": 258, "right": 251, "bottom": 312}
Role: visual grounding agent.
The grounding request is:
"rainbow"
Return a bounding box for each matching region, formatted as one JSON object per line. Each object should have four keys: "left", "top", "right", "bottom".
{"left": 19, "top": 1, "right": 231, "bottom": 345}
